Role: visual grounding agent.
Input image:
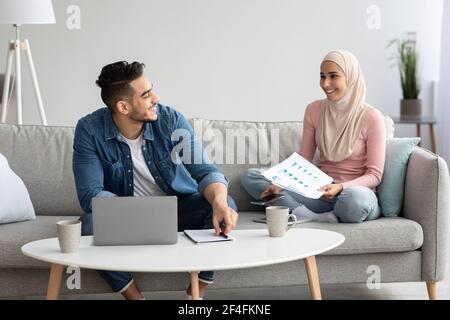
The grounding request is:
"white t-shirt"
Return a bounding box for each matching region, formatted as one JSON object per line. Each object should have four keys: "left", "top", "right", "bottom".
{"left": 122, "top": 133, "right": 166, "bottom": 197}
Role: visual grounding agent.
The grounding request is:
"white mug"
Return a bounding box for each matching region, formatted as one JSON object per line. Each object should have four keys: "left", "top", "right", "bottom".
{"left": 57, "top": 220, "right": 81, "bottom": 253}
{"left": 266, "top": 206, "right": 297, "bottom": 237}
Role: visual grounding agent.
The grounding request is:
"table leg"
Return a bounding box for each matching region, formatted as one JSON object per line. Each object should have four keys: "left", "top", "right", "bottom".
{"left": 429, "top": 124, "right": 437, "bottom": 153}
{"left": 190, "top": 272, "right": 200, "bottom": 300}
{"left": 304, "top": 256, "right": 322, "bottom": 300}
{"left": 416, "top": 124, "right": 421, "bottom": 147}
{"left": 47, "top": 263, "right": 64, "bottom": 300}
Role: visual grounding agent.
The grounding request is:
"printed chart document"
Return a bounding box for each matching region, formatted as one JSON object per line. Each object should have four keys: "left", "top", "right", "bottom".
{"left": 184, "top": 229, "right": 235, "bottom": 244}
{"left": 262, "top": 152, "right": 333, "bottom": 199}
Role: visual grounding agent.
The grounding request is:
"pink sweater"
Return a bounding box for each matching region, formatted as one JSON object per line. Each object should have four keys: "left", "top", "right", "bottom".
{"left": 298, "top": 100, "right": 386, "bottom": 190}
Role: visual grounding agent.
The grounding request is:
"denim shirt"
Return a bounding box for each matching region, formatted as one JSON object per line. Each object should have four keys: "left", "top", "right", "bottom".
{"left": 72, "top": 104, "right": 228, "bottom": 213}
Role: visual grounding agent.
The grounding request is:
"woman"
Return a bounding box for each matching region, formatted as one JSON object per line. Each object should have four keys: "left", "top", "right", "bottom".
{"left": 242, "top": 50, "right": 385, "bottom": 223}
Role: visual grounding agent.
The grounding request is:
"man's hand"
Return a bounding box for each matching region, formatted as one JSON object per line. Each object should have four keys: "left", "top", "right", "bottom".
{"left": 260, "top": 184, "right": 284, "bottom": 199}
{"left": 203, "top": 182, "right": 239, "bottom": 236}
{"left": 212, "top": 205, "right": 239, "bottom": 236}
{"left": 319, "top": 183, "right": 343, "bottom": 200}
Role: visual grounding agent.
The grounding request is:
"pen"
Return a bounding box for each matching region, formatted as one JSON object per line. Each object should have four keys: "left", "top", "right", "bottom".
{"left": 219, "top": 231, "right": 228, "bottom": 239}
{"left": 219, "top": 223, "right": 228, "bottom": 239}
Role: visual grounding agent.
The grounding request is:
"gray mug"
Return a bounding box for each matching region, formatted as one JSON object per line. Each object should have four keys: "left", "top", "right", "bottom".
{"left": 57, "top": 220, "right": 81, "bottom": 253}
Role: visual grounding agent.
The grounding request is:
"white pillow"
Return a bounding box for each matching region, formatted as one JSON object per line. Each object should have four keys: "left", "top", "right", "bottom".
{"left": 384, "top": 115, "right": 395, "bottom": 139}
{"left": 0, "top": 153, "right": 35, "bottom": 224}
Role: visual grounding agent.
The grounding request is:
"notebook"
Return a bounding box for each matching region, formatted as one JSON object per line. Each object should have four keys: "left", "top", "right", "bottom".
{"left": 184, "top": 229, "right": 235, "bottom": 243}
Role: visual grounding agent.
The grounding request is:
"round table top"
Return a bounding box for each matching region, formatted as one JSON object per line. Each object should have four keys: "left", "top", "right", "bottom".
{"left": 21, "top": 229, "right": 345, "bottom": 273}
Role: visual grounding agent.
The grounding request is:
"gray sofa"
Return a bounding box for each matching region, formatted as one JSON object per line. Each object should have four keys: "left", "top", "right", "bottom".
{"left": 0, "top": 118, "right": 449, "bottom": 299}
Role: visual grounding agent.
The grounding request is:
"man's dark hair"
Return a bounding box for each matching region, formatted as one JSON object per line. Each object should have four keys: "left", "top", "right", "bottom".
{"left": 96, "top": 61, "right": 145, "bottom": 110}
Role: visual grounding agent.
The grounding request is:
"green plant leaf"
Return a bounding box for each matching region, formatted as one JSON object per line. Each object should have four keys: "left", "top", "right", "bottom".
{"left": 386, "top": 32, "right": 420, "bottom": 99}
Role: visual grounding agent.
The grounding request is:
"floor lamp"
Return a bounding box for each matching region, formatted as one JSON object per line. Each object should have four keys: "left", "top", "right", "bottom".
{"left": 0, "top": 0, "right": 55, "bottom": 125}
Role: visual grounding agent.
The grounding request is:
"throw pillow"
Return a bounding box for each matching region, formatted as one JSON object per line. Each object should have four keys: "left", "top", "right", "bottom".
{"left": 0, "top": 153, "right": 35, "bottom": 224}
{"left": 384, "top": 115, "right": 395, "bottom": 139}
{"left": 377, "top": 137, "right": 420, "bottom": 217}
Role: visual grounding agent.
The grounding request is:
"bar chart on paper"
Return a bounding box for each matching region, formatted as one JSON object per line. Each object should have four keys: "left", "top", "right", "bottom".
{"left": 262, "top": 153, "right": 333, "bottom": 199}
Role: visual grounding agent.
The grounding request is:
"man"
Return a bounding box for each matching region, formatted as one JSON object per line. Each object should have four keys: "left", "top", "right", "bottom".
{"left": 73, "top": 61, "right": 239, "bottom": 300}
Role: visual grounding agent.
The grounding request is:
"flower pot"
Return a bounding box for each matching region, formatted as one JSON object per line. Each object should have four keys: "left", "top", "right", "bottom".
{"left": 400, "top": 99, "right": 422, "bottom": 119}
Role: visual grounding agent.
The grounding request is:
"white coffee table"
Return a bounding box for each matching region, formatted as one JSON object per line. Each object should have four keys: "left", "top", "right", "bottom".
{"left": 22, "top": 228, "right": 344, "bottom": 300}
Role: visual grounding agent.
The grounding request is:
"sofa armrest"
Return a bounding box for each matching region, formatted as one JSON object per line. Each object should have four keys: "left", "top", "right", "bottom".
{"left": 402, "top": 147, "right": 450, "bottom": 282}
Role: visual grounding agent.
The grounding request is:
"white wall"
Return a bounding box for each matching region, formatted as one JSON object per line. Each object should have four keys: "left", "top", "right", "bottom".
{"left": 0, "top": 0, "right": 444, "bottom": 147}
{"left": 436, "top": 0, "right": 450, "bottom": 163}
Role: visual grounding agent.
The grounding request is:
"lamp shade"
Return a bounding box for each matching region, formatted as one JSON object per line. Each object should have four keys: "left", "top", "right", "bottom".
{"left": 0, "top": 0, "right": 55, "bottom": 24}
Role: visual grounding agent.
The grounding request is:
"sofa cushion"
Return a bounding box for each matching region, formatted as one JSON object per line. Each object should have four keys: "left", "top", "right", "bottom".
{"left": 0, "top": 124, "right": 83, "bottom": 216}
{"left": 0, "top": 215, "right": 76, "bottom": 268}
{"left": 235, "top": 212, "right": 423, "bottom": 255}
{"left": 0, "top": 212, "right": 423, "bottom": 269}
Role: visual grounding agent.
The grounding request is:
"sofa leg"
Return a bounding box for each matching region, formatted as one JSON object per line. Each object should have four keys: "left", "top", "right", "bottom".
{"left": 426, "top": 281, "right": 437, "bottom": 300}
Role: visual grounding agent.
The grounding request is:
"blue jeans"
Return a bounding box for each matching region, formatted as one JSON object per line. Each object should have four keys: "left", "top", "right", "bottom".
{"left": 79, "top": 193, "right": 238, "bottom": 293}
{"left": 241, "top": 168, "right": 380, "bottom": 223}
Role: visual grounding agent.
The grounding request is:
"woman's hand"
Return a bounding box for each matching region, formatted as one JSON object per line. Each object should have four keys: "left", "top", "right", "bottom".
{"left": 319, "top": 183, "right": 343, "bottom": 200}
{"left": 260, "top": 184, "right": 284, "bottom": 199}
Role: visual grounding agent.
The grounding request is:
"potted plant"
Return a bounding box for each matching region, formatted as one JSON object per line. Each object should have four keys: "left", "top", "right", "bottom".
{"left": 387, "top": 32, "right": 421, "bottom": 119}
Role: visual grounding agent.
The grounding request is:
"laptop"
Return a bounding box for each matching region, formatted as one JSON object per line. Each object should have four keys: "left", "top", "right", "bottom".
{"left": 92, "top": 196, "right": 178, "bottom": 246}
